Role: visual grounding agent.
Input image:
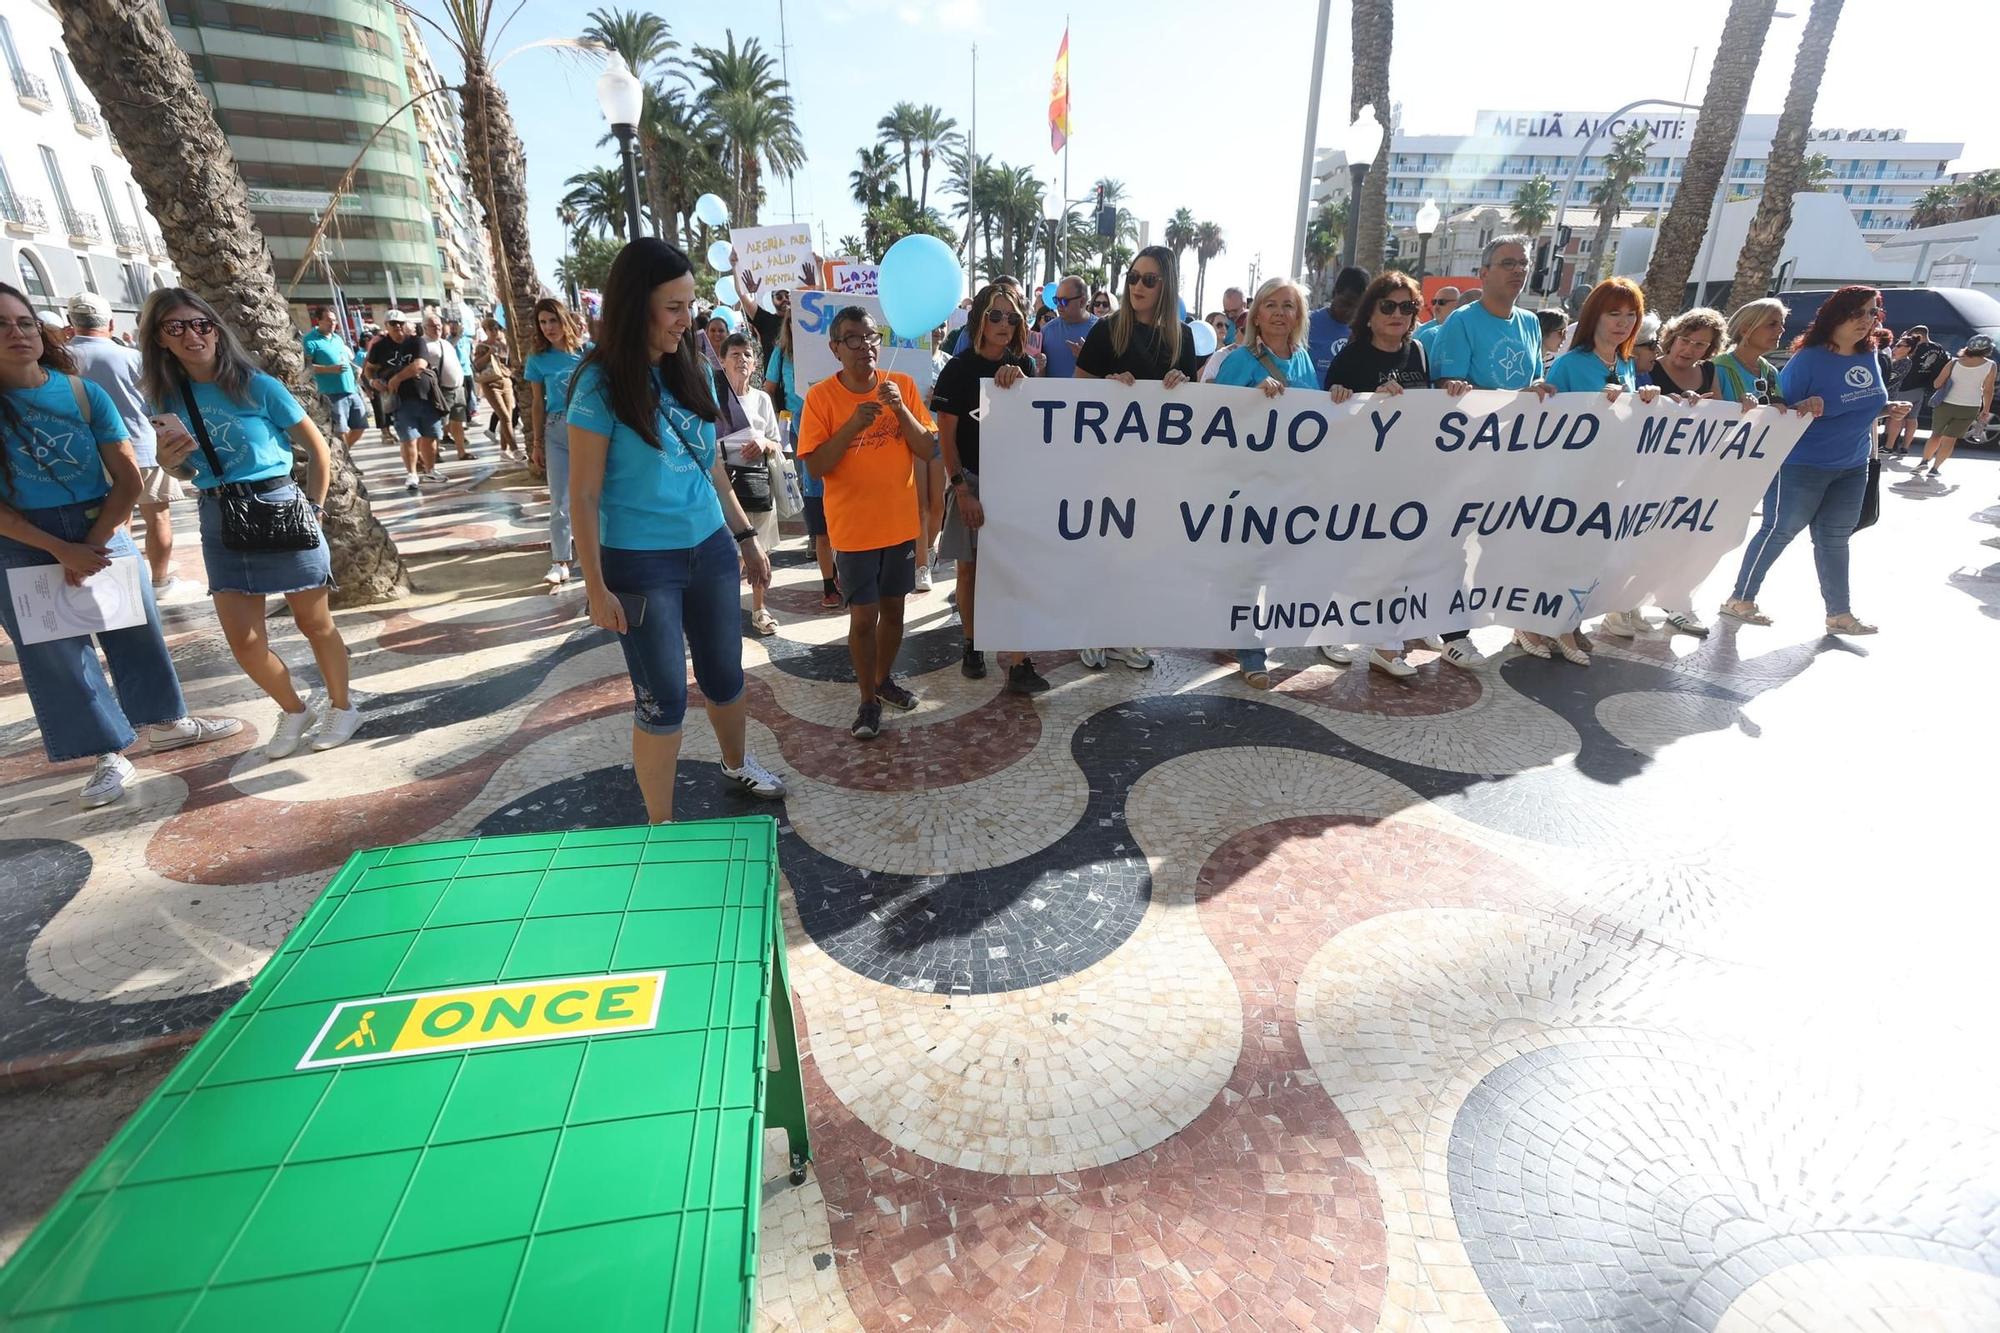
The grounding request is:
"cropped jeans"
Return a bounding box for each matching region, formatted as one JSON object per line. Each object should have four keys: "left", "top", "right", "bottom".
{"left": 1731, "top": 462, "right": 1867, "bottom": 617}
{"left": 544, "top": 417, "right": 573, "bottom": 564}
{"left": 0, "top": 500, "right": 186, "bottom": 761}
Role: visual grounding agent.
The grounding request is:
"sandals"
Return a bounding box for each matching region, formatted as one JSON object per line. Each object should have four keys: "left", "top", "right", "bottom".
{"left": 1719, "top": 599, "right": 1772, "bottom": 626}
{"left": 1512, "top": 630, "right": 1553, "bottom": 659}
{"left": 1825, "top": 613, "right": 1878, "bottom": 636}
{"left": 1241, "top": 669, "right": 1273, "bottom": 690}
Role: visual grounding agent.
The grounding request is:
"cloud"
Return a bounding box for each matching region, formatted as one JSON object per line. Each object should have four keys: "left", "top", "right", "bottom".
{"left": 828, "top": 0, "right": 989, "bottom": 33}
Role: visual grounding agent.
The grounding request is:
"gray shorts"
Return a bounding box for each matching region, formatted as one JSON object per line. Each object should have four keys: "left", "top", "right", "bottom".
{"left": 834, "top": 540, "right": 916, "bottom": 607}
{"left": 937, "top": 470, "right": 979, "bottom": 563}
{"left": 442, "top": 384, "right": 469, "bottom": 423}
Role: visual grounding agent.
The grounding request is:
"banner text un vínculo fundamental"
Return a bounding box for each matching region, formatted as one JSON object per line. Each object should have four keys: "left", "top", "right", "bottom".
{"left": 976, "top": 383, "right": 1806, "bottom": 651}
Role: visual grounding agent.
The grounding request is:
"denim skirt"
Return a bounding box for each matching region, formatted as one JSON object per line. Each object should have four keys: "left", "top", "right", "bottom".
{"left": 197, "top": 482, "right": 335, "bottom": 596}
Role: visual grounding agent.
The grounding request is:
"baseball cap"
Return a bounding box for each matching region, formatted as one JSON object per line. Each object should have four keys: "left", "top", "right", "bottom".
{"left": 384, "top": 309, "right": 410, "bottom": 325}
{"left": 1966, "top": 334, "right": 1994, "bottom": 356}
{"left": 65, "top": 291, "right": 112, "bottom": 324}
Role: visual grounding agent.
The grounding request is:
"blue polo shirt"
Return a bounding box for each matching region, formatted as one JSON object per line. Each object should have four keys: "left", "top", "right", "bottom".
{"left": 567, "top": 363, "right": 724, "bottom": 551}
{"left": 1306, "top": 308, "right": 1351, "bottom": 385}
{"left": 0, "top": 373, "right": 126, "bottom": 509}
{"left": 1429, "top": 301, "right": 1544, "bottom": 390}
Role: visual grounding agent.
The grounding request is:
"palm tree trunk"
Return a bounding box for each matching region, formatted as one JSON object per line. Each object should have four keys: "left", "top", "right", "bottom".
{"left": 460, "top": 52, "right": 540, "bottom": 370}
{"left": 1349, "top": 0, "right": 1393, "bottom": 277}
{"left": 742, "top": 158, "right": 761, "bottom": 228}
{"left": 1195, "top": 259, "right": 1207, "bottom": 313}
{"left": 1588, "top": 201, "right": 1617, "bottom": 284}
{"left": 51, "top": 0, "right": 409, "bottom": 606}
{"left": 1722, "top": 0, "right": 1844, "bottom": 311}
{"left": 1643, "top": 0, "right": 1778, "bottom": 318}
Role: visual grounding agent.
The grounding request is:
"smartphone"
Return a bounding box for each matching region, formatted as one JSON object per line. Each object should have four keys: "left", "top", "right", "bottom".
{"left": 148, "top": 413, "right": 182, "bottom": 435}
{"left": 612, "top": 591, "right": 646, "bottom": 628}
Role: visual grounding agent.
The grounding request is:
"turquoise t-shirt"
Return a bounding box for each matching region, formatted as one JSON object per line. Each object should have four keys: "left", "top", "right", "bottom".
{"left": 566, "top": 362, "right": 725, "bottom": 552}
{"left": 301, "top": 329, "right": 357, "bottom": 397}
{"left": 0, "top": 373, "right": 126, "bottom": 509}
{"left": 524, "top": 346, "right": 588, "bottom": 416}
{"left": 1430, "top": 301, "right": 1545, "bottom": 390}
{"left": 1212, "top": 344, "right": 1318, "bottom": 390}
{"left": 153, "top": 372, "right": 304, "bottom": 487}
{"left": 1412, "top": 319, "right": 1446, "bottom": 362}
{"left": 1544, "top": 347, "right": 1636, "bottom": 393}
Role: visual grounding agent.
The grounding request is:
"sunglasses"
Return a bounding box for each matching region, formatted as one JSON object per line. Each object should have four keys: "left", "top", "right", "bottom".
{"left": 1377, "top": 299, "right": 1420, "bottom": 317}
{"left": 984, "top": 309, "right": 1021, "bottom": 326}
{"left": 1054, "top": 294, "right": 1080, "bottom": 307}
{"left": 0, "top": 317, "right": 44, "bottom": 336}
{"left": 161, "top": 317, "right": 218, "bottom": 338}
{"left": 1433, "top": 296, "right": 1457, "bottom": 306}
{"left": 1125, "top": 271, "right": 1162, "bottom": 290}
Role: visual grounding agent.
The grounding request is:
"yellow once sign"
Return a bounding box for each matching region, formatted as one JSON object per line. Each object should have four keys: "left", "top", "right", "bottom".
{"left": 298, "top": 971, "right": 665, "bottom": 1070}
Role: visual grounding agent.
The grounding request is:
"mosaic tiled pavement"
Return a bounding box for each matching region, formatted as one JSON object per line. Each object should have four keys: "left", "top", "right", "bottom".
{"left": 4, "top": 426, "right": 1998, "bottom": 1330}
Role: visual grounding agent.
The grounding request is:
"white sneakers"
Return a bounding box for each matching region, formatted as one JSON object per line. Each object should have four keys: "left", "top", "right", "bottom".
{"left": 404, "top": 472, "right": 421, "bottom": 494}
{"left": 311, "top": 704, "right": 365, "bottom": 751}
{"left": 147, "top": 715, "right": 243, "bottom": 752}
{"left": 914, "top": 562, "right": 933, "bottom": 593}
{"left": 1078, "top": 647, "right": 1152, "bottom": 670}
{"left": 543, "top": 563, "right": 571, "bottom": 587}
{"left": 1440, "top": 640, "right": 1487, "bottom": 670}
{"left": 80, "top": 753, "right": 136, "bottom": 809}
{"left": 265, "top": 697, "right": 325, "bottom": 759}
{"left": 721, "top": 754, "right": 787, "bottom": 798}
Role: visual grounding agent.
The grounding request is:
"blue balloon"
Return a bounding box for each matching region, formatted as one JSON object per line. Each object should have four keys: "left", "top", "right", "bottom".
{"left": 1189, "top": 319, "right": 1217, "bottom": 358}
{"left": 707, "top": 239, "right": 734, "bottom": 273}
{"left": 878, "top": 234, "right": 963, "bottom": 338}
{"left": 1178, "top": 298, "right": 1189, "bottom": 323}
{"left": 694, "top": 192, "right": 729, "bottom": 229}
{"left": 708, "top": 305, "right": 738, "bottom": 331}
{"left": 715, "top": 274, "right": 739, "bottom": 307}
{"left": 1042, "top": 280, "right": 1060, "bottom": 311}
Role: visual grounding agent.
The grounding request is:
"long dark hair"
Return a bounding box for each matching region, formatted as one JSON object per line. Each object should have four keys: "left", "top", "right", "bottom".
{"left": 0, "top": 282, "right": 79, "bottom": 502}
{"left": 1795, "top": 285, "right": 1880, "bottom": 354}
{"left": 1108, "top": 244, "right": 1183, "bottom": 371}
{"left": 529, "top": 297, "right": 583, "bottom": 356}
{"left": 577, "top": 238, "right": 715, "bottom": 451}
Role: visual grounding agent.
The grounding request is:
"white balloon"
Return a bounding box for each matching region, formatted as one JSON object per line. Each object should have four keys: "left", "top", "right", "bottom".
{"left": 1189, "top": 319, "right": 1218, "bottom": 358}
{"left": 715, "top": 274, "right": 739, "bottom": 307}
{"left": 756, "top": 285, "right": 781, "bottom": 315}
{"left": 694, "top": 193, "right": 730, "bottom": 229}
{"left": 706, "top": 239, "right": 734, "bottom": 272}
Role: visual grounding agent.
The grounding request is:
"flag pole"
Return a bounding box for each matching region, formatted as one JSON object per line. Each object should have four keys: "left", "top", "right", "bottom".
{"left": 1062, "top": 15, "right": 1071, "bottom": 276}
{"left": 969, "top": 42, "right": 978, "bottom": 296}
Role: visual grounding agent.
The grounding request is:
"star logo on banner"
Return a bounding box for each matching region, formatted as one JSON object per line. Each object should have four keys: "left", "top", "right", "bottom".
{"left": 25, "top": 424, "right": 84, "bottom": 475}
{"left": 1567, "top": 578, "right": 1601, "bottom": 627}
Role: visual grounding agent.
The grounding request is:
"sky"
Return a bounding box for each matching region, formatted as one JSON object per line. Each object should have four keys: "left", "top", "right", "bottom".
{"left": 411, "top": 0, "right": 2000, "bottom": 304}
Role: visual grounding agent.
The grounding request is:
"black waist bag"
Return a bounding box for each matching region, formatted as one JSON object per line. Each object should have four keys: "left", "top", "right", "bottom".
{"left": 727, "top": 461, "right": 774, "bottom": 512}
{"left": 182, "top": 383, "right": 321, "bottom": 552}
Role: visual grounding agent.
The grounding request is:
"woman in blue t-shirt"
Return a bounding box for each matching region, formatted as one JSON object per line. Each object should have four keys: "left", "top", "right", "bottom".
{"left": 1723, "top": 285, "right": 1906, "bottom": 635}
{"left": 142, "top": 288, "right": 362, "bottom": 758}
{"left": 523, "top": 298, "right": 588, "bottom": 588}
{"left": 0, "top": 282, "right": 241, "bottom": 807}
{"left": 566, "top": 238, "right": 787, "bottom": 821}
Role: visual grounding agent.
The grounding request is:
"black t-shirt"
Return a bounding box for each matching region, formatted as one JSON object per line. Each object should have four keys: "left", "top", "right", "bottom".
{"left": 1649, "top": 359, "right": 1715, "bottom": 396}
{"left": 1323, "top": 337, "right": 1429, "bottom": 393}
{"left": 1074, "top": 319, "right": 1201, "bottom": 382}
{"left": 363, "top": 334, "right": 431, "bottom": 402}
{"left": 1907, "top": 340, "right": 1950, "bottom": 392}
{"left": 929, "top": 350, "right": 1036, "bottom": 474}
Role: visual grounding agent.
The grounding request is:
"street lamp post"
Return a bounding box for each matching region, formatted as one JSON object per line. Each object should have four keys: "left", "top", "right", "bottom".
{"left": 594, "top": 56, "right": 645, "bottom": 245}
{"left": 557, "top": 204, "right": 579, "bottom": 308}
{"left": 1414, "top": 197, "right": 1441, "bottom": 282}
{"left": 1338, "top": 106, "right": 1385, "bottom": 273}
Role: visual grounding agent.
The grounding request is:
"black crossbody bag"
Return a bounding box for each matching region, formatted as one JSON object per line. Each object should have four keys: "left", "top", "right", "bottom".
{"left": 180, "top": 383, "right": 321, "bottom": 552}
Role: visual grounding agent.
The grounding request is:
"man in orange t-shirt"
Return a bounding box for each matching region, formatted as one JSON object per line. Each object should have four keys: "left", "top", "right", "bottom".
{"left": 798, "top": 306, "right": 939, "bottom": 741}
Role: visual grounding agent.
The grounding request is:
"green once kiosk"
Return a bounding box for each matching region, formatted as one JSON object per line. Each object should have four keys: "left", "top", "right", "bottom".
{"left": 0, "top": 817, "right": 810, "bottom": 1332}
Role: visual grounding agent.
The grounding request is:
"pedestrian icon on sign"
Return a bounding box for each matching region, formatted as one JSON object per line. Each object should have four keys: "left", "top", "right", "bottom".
{"left": 333, "top": 1010, "right": 378, "bottom": 1051}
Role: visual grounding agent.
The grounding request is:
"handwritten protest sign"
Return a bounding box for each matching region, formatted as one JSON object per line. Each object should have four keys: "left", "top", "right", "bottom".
{"left": 790, "top": 290, "right": 937, "bottom": 395}
{"left": 729, "top": 224, "right": 817, "bottom": 304}
{"left": 976, "top": 383, "right": 1807, "bottom": 650}
{"left": 824, "top": 260, "right": 880, "bottom": 294}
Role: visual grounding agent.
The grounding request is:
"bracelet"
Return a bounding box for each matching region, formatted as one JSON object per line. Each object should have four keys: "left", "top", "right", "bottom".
{"left": 733, "top": 528, "right": 756, "bottom": 543}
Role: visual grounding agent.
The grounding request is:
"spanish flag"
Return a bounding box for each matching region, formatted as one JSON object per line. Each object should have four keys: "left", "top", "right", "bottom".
{"left": 1049, "top": 27, "right": 1070, "bottom": 153}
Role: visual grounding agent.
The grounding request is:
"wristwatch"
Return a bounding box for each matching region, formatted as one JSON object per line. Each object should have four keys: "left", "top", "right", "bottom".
{"left": 948, "top": 471, "right": 967, "bottom": 489}
{"left": 733, "top": 528, "right": 757, "bottom": 543}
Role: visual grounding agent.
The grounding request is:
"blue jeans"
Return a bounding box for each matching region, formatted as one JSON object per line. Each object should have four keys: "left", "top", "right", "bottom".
{"left": 0, "top": 501, "right": 186, "bottom": 761}
{"left": 1237, "top": 649, "right": 1267, "bottom": 672}
{"left": 1731, "top": 462, "right": 1868, "bottom": 616}
{"left": 544, "top": 418, "right": 573, "bottom": 563}
{"left": 600, "top": 526, "right": 745, "bottom": 735}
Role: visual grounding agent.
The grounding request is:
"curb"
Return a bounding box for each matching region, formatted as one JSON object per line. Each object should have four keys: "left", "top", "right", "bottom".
{"left": 0, "top": 1028, "right": 205, "bottom": 1091}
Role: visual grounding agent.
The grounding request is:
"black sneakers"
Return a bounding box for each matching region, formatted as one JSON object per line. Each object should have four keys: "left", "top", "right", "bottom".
{"left": 850, "top": 700, "right": 882, "bottom": 740}
{"left": 961, "top": 640, "right": 986, "bottom": 679}
{"left": 876, "top": 677, "right": 918, "bottom": 712}
{"left": 1006, "top": 658, "right": 1051, "bottom": 695}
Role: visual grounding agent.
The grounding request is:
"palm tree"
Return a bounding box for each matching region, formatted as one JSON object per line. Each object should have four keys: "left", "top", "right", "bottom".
{"left": 1802, "top": 152, "right": 1836, "bottom": 191}
{"left": 1348, "top": 0, "right": 1394, "bottom": 278}
{"left": 1910, "top": 183, "right": 1959, "bottom": 229}
{"left": 1510, "top": 175, "right": 1557, "bottom": 252}
{"left": 908, "top": 104, "right": 960, "bottom": 213}
{"left": 1724, "top": 1, "right": 1844, "bottom": 310}
{"left": 562, "top": 165, "right": 629, "bottom": 240}
{"left": 1165, "top": 208, "right": 1198, "bottom": 286}
{"left": 941, "top": 145, "right": 987, "bottom": 274}
{"left": 642, "top": 82, "right": 727, "bottom": 247}
{"left": 688, "top": 33, "right": 802, "bottom": 227}
{"left": 581, "top": 7, "right": 676, "bottom": 75}
{"left": 1585, "top": 123, "right": 1651, "bottom": 283}
{"left": 1193, "top": 222, "right": 1226, "bottom": 312}
{"left": 1305, "top": 196, "right": 1348, "bottom": 292}
{"left": 850, "top": 144, "right": 899, "bottom": 212}
{"left": 1644, "top": 0, "right": 1782, "bottom": 317}
{"left": 1104, "top": 242, "right": 1135, "bottom": 293}
{"left": 835, "top": 234, "right": 868, "bottom": 260}
{"left": 877, "top": 101, "right": 923, "bottom": 201}
{"left": 51, "top": 0, "right": 406, "bottom": 602}
{"left": 1958, "top": 170, "right": 2000, "bottom": 221}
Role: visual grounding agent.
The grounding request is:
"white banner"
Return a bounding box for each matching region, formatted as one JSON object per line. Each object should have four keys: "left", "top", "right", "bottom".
{"left": 977, "top": 383, "right": 1807, "bottom": 651}
{"left": 730, "top": 223, "right": 818, "bottom": 302}
{"left": 790, "top": 290, "right": 937, "bottom": 395}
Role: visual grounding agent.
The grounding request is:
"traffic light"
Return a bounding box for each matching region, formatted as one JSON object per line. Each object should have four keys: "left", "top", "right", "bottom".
{"left": 1096, "top": 204, "right": 1116, "bottom": 238}
{"left": 1556, "top": 224, "right": 1573, "bottom": 249}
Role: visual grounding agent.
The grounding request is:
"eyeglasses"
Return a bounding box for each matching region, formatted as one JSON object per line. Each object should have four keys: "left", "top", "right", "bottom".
{"left": 160, "top": 318, "right": 218, "bottom": 338}
{"left": 1125, "top": 271, "right": 1162, "bottom": 290}
{"left": 1493, "top": 258, "right": 1530, "bottom": 272}
{"left": 984, "top": 309, "right": 1021, "bottom": 326}
{"left": 836, "top": 332, "right": 883, "bottom": 351}
{"left": 1377, "top": 299, "right": 1420, "bottom": 317}
{"left": 0, "top": 317, "right": 43, "bottom": 336}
